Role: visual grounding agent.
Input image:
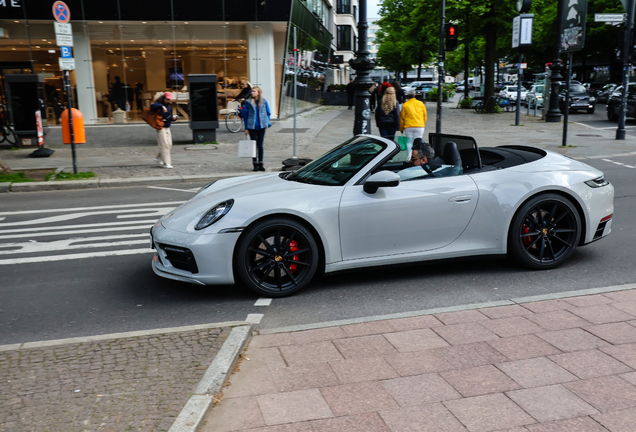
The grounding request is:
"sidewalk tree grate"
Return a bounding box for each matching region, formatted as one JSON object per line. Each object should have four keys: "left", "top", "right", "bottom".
{"left": 277, "top": 128, "right": 309, "bottom": 133}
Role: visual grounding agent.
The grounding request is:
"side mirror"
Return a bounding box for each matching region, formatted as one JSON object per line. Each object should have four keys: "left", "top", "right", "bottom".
{"left": 363, "top": 171, "right": 400, "bottom": 194}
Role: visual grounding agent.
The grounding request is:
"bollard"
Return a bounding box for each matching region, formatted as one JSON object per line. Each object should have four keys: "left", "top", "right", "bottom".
{"left": 113, "top": 108, "right": 126, "bottom": 124}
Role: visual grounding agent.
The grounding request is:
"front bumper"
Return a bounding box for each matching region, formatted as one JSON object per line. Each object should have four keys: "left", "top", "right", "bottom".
{"left": 150, "top": 223, "right": 241, "bottom": 285}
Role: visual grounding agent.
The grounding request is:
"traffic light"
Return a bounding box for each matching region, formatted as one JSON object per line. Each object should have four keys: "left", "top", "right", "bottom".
{"left": 445, "top": 23, "right": 458, "bottom": 51}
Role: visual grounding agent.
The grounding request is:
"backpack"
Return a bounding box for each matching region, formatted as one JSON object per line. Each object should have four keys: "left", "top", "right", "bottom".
{"left": 141, "top": 108, "right": 164, "bottom": 130}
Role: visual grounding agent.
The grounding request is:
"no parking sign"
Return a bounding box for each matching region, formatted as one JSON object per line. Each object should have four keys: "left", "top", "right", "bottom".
{"left": 52, "top": 1, "right": 71, "bottom": 24}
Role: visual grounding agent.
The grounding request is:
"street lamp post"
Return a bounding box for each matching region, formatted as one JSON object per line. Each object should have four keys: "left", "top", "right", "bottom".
{"left": 349, "top": 0, "right": 376, "bottom": 135}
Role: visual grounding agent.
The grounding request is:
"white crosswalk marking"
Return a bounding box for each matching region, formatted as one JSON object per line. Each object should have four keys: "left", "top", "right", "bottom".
{"left": 601, "top": 158, "right": 636, "bottom": 169}
{"left": 0, "top": 202, "right": 178, "bottom": 265}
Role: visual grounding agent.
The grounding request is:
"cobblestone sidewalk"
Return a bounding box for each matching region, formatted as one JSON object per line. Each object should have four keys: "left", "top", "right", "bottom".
{"left": 0, "top": 326, "right": 233, "bottom": 432}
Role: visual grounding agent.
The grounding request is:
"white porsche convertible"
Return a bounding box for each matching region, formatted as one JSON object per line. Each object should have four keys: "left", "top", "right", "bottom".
{"left": 151, "top": 133, "right": 614, "bottom": 297}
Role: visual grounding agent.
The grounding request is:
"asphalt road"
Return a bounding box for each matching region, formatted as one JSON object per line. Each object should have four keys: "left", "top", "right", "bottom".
{"left": 1, "top": 158, "right": 635, "bottom": 345}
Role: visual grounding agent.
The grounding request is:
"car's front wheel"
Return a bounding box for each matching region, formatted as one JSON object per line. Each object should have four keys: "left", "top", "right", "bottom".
{"left": 508, "top": 194, "right": 581, "bottom": 270}
{"left": 235, "top": 218, "right": 320, "bottom": 297}
{"left": 587, "top": 106, "right": 595, "bottom": 114}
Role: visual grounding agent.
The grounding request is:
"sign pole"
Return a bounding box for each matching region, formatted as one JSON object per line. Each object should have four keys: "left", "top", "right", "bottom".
{"left": 617, "top": 0, "right": 635, "bottom": 140}
{"left": 436, "top": 0, "right": 446, "bottom": 134}
{"left": 562, "top": 52, "right": 572, "bottom": 146}
{"left": 515, "top": 53, "right": 522, "bottom": 125}
{"left": 64, "top": 70, "right": 77, "bottom": 174}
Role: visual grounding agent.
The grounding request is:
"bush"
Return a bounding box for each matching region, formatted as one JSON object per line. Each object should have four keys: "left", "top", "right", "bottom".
{"left": 426, "top": 84, "right": 456, "bottom": 102}
{"left": 328, "top": 84, "right": 347, "bottom": 92}
{"left": 459, "top": 97, "right": 473, "bottom": 109}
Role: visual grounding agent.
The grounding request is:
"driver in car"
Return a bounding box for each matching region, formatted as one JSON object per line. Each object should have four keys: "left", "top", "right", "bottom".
{"left": 398, "top": 139, "right": 461, "bottom": 181}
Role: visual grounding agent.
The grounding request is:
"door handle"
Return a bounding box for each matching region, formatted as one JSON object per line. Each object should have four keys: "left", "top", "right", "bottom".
{"left": 449, "top": 195, "right": 472, "bottom": 203}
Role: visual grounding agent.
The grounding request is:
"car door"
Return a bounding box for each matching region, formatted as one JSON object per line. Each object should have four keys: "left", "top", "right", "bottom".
{"left": 627, "top": 85, "right": 636, "bottom": 118}
{"left": 338, "top": 175, "right": 479, "bottom": 261}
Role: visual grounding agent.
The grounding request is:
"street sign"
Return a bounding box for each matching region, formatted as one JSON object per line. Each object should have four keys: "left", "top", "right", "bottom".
{"left": 56, "top": 33, "right": 73, "bottom": 47}
{"left": 561, "top": 0, "right": 587, "bottom": 52}
{"left": 59, "top": 58, "right": 75, "bottom": 70}
{"left": 512, "top": 14, "right": 533, "bottom": 50}
{"left": 595, "top": 13, "right": 626, "bottom": 22}
{"left": 52, "top": 1, "right": 71, "bottom": 24}
{"left": 60, "top": 46, "right": 72, "bottom": 58}
{"left": 520, "top": 63, "right": 528, "bottom": 69}
{"left": 54, "top": 22, "right": 72, "bottom": 35}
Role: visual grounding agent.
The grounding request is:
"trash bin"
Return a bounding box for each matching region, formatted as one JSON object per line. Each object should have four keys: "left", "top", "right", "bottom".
{"left": 113, "top": 108, "right": 126, "bottom": 124}
{"left": 61, "top": 108, "right": 86, "bottom": 144}
{"left": 187, "top": 74, "right": 218, "bottom": 143}
{"left": 5, "top": 74, "right": 48, "bottom": 148}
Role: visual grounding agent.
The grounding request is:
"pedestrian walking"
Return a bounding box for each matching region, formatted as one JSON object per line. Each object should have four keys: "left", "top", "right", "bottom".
{"left": 392, "top": 81, "right": 405, "bottom": 106}
{"left": 150, "top": 92, "right": 177, "bottom": 169}
{"left": 240, "top": 86, "right": 271, "bottom": 172}
{"left": 346, "top": 78, "right": 356, "bottom": 110}
{"left": 400, "top": 87, "right": 427, "bottom": 156}
{"left": 369, "top": 82, "right": 379, "bottom": 112}
{"left": 375, "top": 87, "right": 400, "bottom": 141}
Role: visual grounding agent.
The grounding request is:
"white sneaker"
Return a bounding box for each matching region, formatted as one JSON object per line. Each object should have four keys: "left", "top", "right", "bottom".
{"left": 154, "top": 158, "right": 164, "bottom": 165}
{"left": 162, "top": 164, "right": 174, "bottom": 169}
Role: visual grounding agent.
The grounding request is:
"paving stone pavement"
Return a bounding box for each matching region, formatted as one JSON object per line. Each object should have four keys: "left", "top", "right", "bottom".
{"left": 0, "top": 326, "right": 233, "bottom": 432}
{"left": 202, "top": 286, "right": 636, "bottom": 432}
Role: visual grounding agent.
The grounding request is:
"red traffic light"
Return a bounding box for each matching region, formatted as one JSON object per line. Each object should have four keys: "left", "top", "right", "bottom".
{"left": 445, "top": 23, "right": 458, "bottom": 39}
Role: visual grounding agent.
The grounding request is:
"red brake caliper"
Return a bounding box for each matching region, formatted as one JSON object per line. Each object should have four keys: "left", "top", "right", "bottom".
{"left": 522, "top": 225, "right": 531, "bottom": 246}
{"left": 289, "top": 240, "right": 299, "bottom": 272}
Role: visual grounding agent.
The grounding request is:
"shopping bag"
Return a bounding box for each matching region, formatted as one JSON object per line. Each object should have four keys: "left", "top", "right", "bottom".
{"left": 141, "top": 109, "right": 164, "bottom": 130}
{"left": 397, "top": 135, "right": 409, "bottom": 151}
{"left": 238, "top": 140, "right": 257, "bottom": 158}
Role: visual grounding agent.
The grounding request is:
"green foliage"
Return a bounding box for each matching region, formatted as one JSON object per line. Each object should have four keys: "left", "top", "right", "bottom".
{"left": 46, "top": 171, "right": 96, "bottom": 181}
{"left": 0, "top": 172, "right": 34, "bottom": 183}
{"left": 328, "top": 84, "right": 348, "bottom": 92}
{"left": 427, "top": 84, "right": 456, "bottom": 101}
{"left": 459, "top": 97, "right": 473, "bottom": 109}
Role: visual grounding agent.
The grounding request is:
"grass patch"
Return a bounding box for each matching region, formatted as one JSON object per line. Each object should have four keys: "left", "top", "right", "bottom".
{"left": 0, "top": 172, "right": 35, "bottom": 183}
{"left": 46, "top": 171, "right": 96, "bottom": 181}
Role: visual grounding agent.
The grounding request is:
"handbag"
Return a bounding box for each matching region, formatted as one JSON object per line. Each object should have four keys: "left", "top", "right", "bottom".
{"left": 397, "top": 135, "right": 409, "bottom": 151}
{"left": 238, "top": 139, "right": 257, "bottom": 158}
{"left": 141, "top": 109, "right": 164, "bottom": 130}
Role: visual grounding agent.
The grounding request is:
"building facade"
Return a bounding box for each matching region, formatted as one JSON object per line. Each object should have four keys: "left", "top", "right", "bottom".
{"left": 0, "top": 0, "right": 337, "bottom": 125}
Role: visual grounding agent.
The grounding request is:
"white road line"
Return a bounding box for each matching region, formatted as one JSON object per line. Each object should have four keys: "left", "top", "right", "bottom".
{"left": 602, "top": 159, "right": 613, "bottom": 162}
{"left": 245, "top": 314, "right": 264, "bottom": 324}
{"left": 0, "top": 248, "right": 154, "bottom": 265}
{"left": 0, "top": 209, "right": 173, "bottom": 227}
{"left": 0, "top": 201, "right": 187, "bottom": 217}
{"left": 0, "top": 238, "right": 149, "bottom": 255}
{"left": 147, "top": 186, "right": 198, "bottom": 193}
{"left": 0, "top": 225, "right": 154, "bottom": 240}
{"left": 254, "top": 298, "right": 272, "bottom": 306}
{"left": 0, "top": 219, "right": 158, "bottom": 234}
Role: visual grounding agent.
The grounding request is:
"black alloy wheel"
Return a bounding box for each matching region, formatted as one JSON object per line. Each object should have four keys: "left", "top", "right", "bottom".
{"left": 587, "top": 106, "right": 595, "bottom": 114}
{"left": 235, "top": 218, "right": 319, "bottom": 297}
{"left": 508, "top": 194, "right": 581, "bottom": 270}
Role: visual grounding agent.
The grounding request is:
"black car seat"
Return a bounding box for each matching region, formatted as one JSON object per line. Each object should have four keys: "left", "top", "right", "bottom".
{"left": 442, "top": 141, "right": 462, "bottom": 167}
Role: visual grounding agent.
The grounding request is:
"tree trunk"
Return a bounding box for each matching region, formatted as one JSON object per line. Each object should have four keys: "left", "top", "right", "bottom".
{"left": 0, "top": 157, "right": 15, "bottom": 175}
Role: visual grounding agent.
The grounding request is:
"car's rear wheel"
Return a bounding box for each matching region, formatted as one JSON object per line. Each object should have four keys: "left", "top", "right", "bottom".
{"left": 607, "top": 104, "right": 618, "bottom": 121}
{"left": 235, "top": 218, "right": 319, "bottom": 297}
{"left": 508, "top": 194, "right": 581, "bottom": 270}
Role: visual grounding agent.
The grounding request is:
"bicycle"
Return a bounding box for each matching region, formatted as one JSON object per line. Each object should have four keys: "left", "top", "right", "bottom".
{"left": 0, "top": 105, "right": 18, "bottom": 146}
{"left": 221, "top": 100, "right": 243, "bottom": 133}
{"left": 474, "top": 96, "right": 516, "bottom": 113}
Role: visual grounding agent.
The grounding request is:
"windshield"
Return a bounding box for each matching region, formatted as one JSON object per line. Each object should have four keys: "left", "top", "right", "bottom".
{"left": 286, "top": 137, "right": 388, "bottom": 186}
{"left": 506, "top": 87, "right": 525, "bottom": 92}
{"left": 560, "top": 84, "right": 586, "bottom": 93}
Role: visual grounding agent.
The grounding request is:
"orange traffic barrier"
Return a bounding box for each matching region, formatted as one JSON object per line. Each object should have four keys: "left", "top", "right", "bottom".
{"left": 61, "top": 108, "right": 86, "bottom": 144}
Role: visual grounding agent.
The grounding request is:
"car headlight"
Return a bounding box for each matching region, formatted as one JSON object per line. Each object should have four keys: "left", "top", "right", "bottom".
{"left": 585, "top": 175, "right": 610, "bottom": 188}
{"left": 195, "top": 199, "right": 234, "bottom": 230}
{"left": 197, "top": 182, "right": 215, "bottom": 195}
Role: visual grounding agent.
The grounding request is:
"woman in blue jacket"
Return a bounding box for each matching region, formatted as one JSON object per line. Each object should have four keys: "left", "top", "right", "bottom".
{"left": 240, "top": 86, "right": 271, "bottom": 171}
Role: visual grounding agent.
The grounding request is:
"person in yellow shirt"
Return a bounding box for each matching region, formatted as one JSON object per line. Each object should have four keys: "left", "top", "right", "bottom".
{"left": 399, "top": 88, "right": 427, "bottom": 158}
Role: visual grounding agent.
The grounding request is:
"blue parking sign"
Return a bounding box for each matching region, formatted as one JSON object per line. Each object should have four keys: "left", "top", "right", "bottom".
{"left": 61, "top": 46, "right": 72, "bottom": 58}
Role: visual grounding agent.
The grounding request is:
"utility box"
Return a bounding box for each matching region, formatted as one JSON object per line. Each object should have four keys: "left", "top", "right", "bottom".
{"left": 187, "top": 74, "right": 219, "bottom": 143}
{"left": 5, "top": 74, "right": 48, "bottom": 148}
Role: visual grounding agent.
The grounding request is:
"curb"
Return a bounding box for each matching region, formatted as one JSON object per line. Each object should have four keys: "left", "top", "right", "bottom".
{"left": 168, "top": 325, "right": 252, "bottom": 432}
{"left": 0, "top": 172, "right": 258, "bottom": 193}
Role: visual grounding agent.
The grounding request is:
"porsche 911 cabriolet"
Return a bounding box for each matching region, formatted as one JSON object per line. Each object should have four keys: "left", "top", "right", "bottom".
{"left": 150, "top": 133, "right": 614, "bottom": 297}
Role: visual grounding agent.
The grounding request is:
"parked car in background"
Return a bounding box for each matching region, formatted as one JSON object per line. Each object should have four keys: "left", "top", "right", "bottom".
{"left": 606, "top": 83, "right": 636, "bottom": 121}
{"left": 525, "top": 84, "right": 545, "bottom": 108}
{"left": 499, "top": 85, "right": 528, "bottom": 102}
{"left": 596, "top": 83, "right": 619, "bottom": 104}
{"left": 410, "top": 82, "right": 436, "bottom": 100}
{"left": 585, "top": 82, "right": 606, "bottom": 99}
{"left": 558, "top": 83, "right": 596, "bottom": 114}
